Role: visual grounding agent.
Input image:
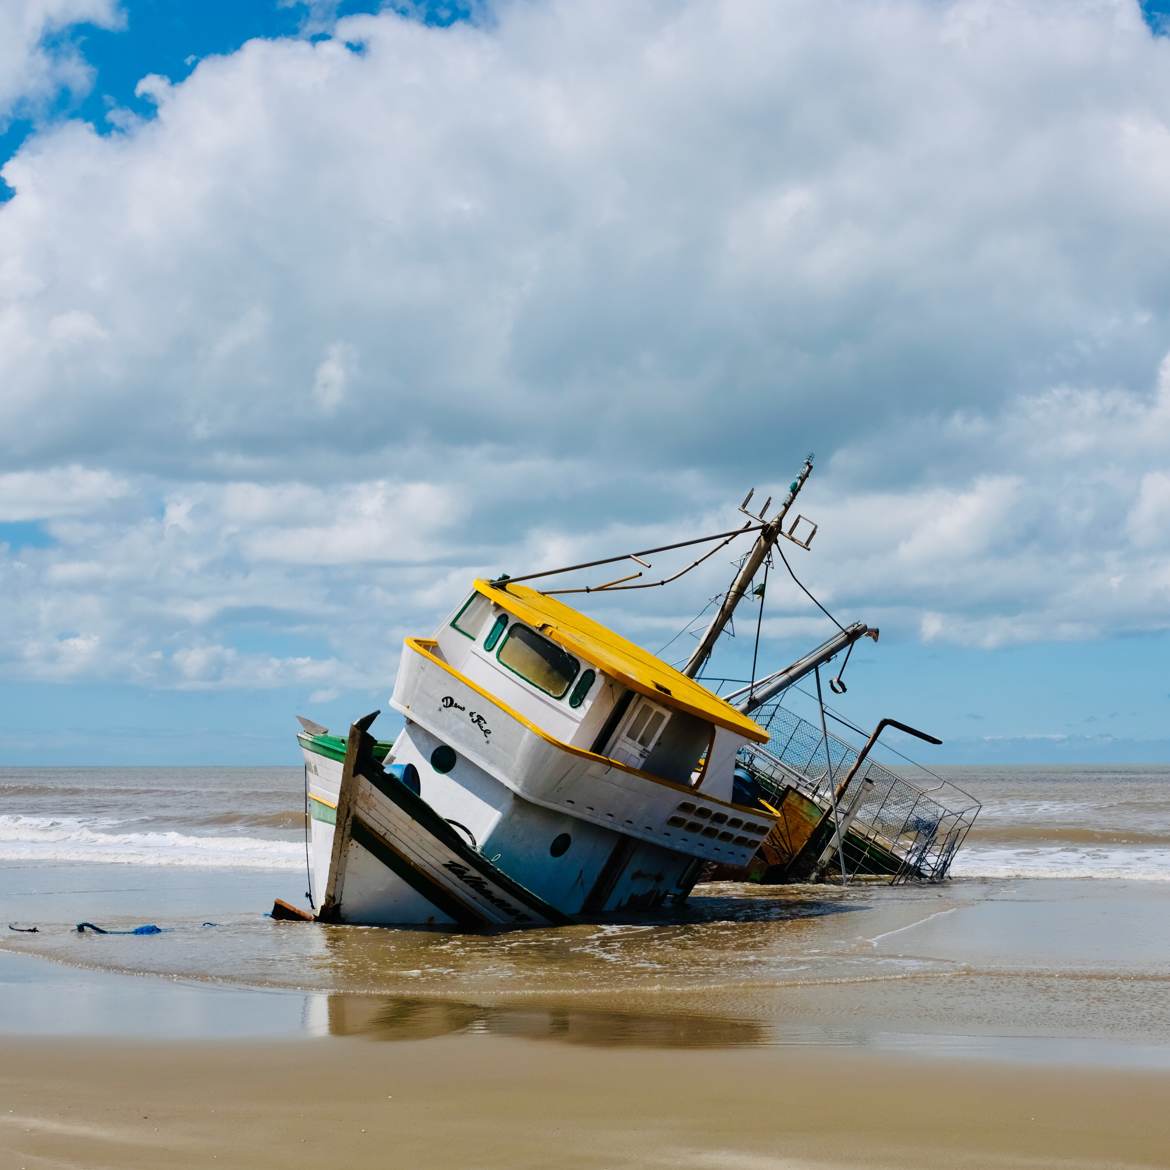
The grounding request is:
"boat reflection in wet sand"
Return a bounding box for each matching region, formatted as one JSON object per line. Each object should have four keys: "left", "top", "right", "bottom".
{"left": 316, "top": 993, "right": 765, "bottom": 1049}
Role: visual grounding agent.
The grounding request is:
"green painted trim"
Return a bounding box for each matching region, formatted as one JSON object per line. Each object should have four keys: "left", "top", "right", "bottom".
{"left": 309, "top": 796, "right": 336, "bottom": 825}
{"left": 483, "top": 613, "right": 507, "bottom": 652}
{"left": 450, "top": 593, "right": 481, "bottom": 640}
{"left": 569, "top": 668, "right": 596, "bottom": 709}
{"left": 299, "top": 732, "right": 393, "bottom": 765}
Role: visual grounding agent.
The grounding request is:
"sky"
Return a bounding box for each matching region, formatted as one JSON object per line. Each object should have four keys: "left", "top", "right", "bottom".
{"left": 2, "top": 0, "right": 1170, "bottom": 766}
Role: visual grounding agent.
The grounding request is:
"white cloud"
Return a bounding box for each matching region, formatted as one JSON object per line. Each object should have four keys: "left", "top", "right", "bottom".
{"left": 2, "top": 1, "right": 1170, "bottom": 690}
{"left": 240, "top": 480, "right": 457, "bottom": 564}
{"left": 172, "top": 643, "right": 344, "bottom": 690}
{"left": 805, "top": 361, "right": 1170, "bottom": 646}
{"left": 3, "top": 0, "right": 1170, "bottom": 476}
{"left": 1127, "top": 470, "right": 1170, "bottom": 547}
{"left": 0, "top": 466, "right": 127, "bottom": 520}
{"left": 0, "top": 0, "right": 122, "bottom": 126}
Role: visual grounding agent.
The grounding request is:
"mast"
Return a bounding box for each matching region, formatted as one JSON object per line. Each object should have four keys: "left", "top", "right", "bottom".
{"left": 681, "top": 456, "right": 815, "bottom": 680}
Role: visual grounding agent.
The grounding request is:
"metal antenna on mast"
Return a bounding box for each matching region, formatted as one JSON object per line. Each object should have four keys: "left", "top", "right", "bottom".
{"left": 681, "top": 455, "right": 818, "bottom": 680}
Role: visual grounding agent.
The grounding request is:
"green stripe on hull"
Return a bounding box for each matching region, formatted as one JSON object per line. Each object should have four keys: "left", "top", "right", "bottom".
{"left": 309, "top": 797, "right": 336, "bottom": 825}
{"left": 299, "top": 732, "right": 394, "bottom": 765}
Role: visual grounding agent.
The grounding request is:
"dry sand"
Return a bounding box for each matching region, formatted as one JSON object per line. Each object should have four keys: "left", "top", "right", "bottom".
{"left": 4, "top": 1032, "right": 1170, "bottom": 1170}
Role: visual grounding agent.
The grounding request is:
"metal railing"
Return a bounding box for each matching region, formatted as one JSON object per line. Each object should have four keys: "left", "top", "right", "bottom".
{"left": 738, "top": 705, "right": 980, "bottom": 883}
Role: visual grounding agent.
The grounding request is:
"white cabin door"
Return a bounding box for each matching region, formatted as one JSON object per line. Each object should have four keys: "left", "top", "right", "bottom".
{"left": 608, "top": 697, "right": 670, "bottom": 769}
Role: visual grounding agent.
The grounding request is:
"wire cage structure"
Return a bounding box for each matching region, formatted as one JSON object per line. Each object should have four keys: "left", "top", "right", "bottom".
{"left": 737, "top": 703, "right": 981, "bottom": 883}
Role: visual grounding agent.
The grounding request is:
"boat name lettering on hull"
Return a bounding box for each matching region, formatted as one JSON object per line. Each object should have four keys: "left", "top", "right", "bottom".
{"left": 439, "top": 696, "right": 492, "bottom": 741}
{"left": 442, "top": 861, "right": 532, "bottom": 923}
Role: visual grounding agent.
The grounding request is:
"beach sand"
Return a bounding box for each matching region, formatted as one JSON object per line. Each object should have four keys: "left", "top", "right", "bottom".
{"left": 5, "top": 1032, "right": 1170, "bottom": 1170}
{"left": 5, "top": 760, "right": 1170, "bottom": 1169}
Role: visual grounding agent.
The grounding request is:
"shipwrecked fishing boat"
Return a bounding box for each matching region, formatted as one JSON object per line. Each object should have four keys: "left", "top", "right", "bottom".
{"left": 290, "top": 459, "right": 979, "bottom": 928}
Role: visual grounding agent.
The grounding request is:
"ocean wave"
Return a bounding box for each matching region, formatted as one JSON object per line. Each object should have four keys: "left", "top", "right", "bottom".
{"left": 188, "top": 810, "right": 305, "bottom": 831}
{"left": 0, "top": 815, "right": 302, "bottom": 870}
{"left": 969, "top": 825, "right": 1170, "bottom": 847}
{"left": 953, "top": 845, "right": 1170, "bottom": 882}
{"left": 0, "top": 783, "right": 187, "bottom": 799}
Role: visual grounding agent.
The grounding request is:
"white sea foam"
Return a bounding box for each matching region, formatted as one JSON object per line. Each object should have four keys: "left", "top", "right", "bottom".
{"left": 974, "top": 799, "right": 1098, "bottom": 821}
{"left": 954, "top": 845, "right": 1170, "bottom": 882}
{"left": 0, "top": 815, "right": 302, "bottom": 870}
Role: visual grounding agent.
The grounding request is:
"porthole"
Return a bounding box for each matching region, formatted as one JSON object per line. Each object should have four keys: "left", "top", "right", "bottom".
{"left": 549, "top": 833, "right": 572, "bottom": 857}
{"left": 430, "top": 744, "right": 457, "bottom": 774}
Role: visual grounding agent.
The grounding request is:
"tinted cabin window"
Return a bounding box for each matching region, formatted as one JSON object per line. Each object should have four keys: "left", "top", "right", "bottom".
{"left": 497, "top": 624, "right": 579, "bottom": 698}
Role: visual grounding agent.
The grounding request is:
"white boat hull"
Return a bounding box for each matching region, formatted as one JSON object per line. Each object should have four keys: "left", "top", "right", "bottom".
{"left": 313, "top": 721, "right": 568, "bottom": 929}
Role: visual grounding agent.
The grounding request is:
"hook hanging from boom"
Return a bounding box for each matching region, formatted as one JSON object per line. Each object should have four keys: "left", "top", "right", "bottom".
{"left": 726, "top": 622, "right": 878, "bottom": 715}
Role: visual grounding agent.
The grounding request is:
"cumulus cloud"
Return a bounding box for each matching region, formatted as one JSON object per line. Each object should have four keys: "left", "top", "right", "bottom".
{"left": 0, "top": 466, "right": 127, "bottom": 520}
{"left": 2, "top": 0, "right": 1169, "bottom": 474}
{"left": 1, "top": 0, "right": 1169, "bottom": 693}
{"left": 0, "top": 0, "right": 121, "bottom": 126}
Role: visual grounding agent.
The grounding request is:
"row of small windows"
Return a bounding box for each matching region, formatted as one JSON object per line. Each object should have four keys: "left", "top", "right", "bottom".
{"left": 451, "top": 595, "right": 595, "bottom": 708}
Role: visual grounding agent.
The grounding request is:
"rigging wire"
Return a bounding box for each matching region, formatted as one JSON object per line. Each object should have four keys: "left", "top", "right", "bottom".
{"left": 493, "top": 522, "right": 760, "bottom": 589}
{"left": 655, "top": 593, "right": 722, "bottom": 657}
{"left": 774, "top": 542, "right": 845, "bottom": 634}
{"left": 541, "top": 527, "right": 748, "bottom": 596}
{"left": 746, "top": 553, "right": 771, "bottom": 707}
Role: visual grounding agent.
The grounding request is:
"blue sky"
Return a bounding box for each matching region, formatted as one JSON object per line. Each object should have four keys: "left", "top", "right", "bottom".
{"left": 2, "top": 0, "right": 1170, "bottom": 765}
{"left": 0, "top": 1, "right": 471, "bottom": 195}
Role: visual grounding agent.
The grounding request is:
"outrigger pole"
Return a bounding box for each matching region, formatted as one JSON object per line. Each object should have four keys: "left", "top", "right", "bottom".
{"left": 725, "top": 622, "right": 879, "bottom": 716}
{"left": 681, "top": 456, "right": 817, "bottom": 680}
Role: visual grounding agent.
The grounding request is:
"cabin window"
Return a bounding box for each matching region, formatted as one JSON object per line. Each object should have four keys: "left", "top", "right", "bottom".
{"left": 568, "top": 669, "right": 596, "bottom": 709}
{"left": 484, "top": 614, "right": 508, "bottom": 652}
{"left": 451, "top": 593, "right": 492, "bottom": 640}
{"left": 496, "top": 624, "right": 579, "bottom": 698}
{"left": 626, "top": 702, "right": 669, "bottom": 750}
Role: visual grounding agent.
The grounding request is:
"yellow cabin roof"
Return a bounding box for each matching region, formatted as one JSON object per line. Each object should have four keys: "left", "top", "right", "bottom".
{"left": 473, "top": 579, "right": 768, "bottom": 743}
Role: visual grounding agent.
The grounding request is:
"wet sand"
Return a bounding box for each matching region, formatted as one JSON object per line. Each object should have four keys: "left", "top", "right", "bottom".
{"left": 6, "top": 854, "right": 1170, "bottom": 1168}
{"left": 5, "top": 1032, "right": 1170, "bottom": 1170}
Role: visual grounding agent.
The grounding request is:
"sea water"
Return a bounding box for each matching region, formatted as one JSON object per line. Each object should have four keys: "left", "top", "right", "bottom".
{"left": 5, "top": 764, "right": 1169, "bottom": 878}
{"left": 2, "top": 764, "right": 1169, "bottom": 1060}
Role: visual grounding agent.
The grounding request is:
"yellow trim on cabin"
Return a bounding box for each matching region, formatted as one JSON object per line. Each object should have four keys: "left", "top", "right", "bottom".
{"left": 309, "top": 793, "right": 338, "bottom": 811}
{"left": 471, "top": 579, "right": 768, "bottom": 743}
{"left": 404, "top": 638, "right": 775, "bottom": 820}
